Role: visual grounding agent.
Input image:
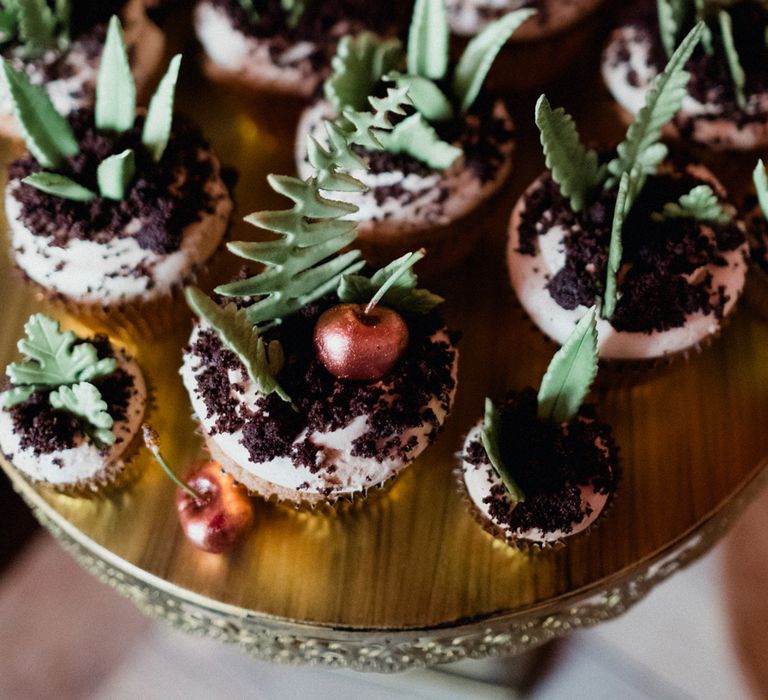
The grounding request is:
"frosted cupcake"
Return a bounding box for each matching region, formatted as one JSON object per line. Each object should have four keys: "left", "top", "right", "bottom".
{"left": 0, "top": 0, "right": 165, "bottom": 138}
{"left": 4, "top": 17, "right": 234, "bottom": 337}
{"left": 194, "top": 0, "right": 395, "bottom": 100}
{"left": 447, "top": 0, "right": 606, "bottom": 89}
{"left": 0, "top": 315, "right": 146, "bottom": 494}
{"left": 295, "top": 0, "right": 525, "bottom": 273}
{"left": 602, "top": 0, "right": 768, "bottom": 151}
{"left": 459, "top": 308, "right": 619, "bottom": 548}
{"left": 182, "top": 103, "right": 458, "bottom": 507}
{"left": 509, "top": 24, "right": 748, "bottom": 365}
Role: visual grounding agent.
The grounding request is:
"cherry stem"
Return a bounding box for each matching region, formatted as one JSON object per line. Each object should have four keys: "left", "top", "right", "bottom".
{"left": 142, "top": 424, "right": 204, "bottom": 502}
{"left": 364, "top": 248, "right": 426, "bottom": 315}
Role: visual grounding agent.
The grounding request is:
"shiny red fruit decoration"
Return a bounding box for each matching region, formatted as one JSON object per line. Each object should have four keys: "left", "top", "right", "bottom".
{"left": 175, "top": 462, "right": 254, "bottom": 554}
{"left": 313, "top": 303, "right": 409, "bottom": 381}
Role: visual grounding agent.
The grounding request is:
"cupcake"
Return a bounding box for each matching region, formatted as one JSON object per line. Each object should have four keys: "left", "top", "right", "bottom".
{"left": 194, "top": 0, "right": 396, "bottom": 100}
{"left": 294, "top": 0, "right": 525, "bottom": 273}
{"left": 0, "top": 0, "right": 165, "bottom": 138}
{"left": 182, "top": 103, "right": 459, "bottom": 508}
{"left": 4, "top": 17, "right": 235, "bottom": 337}
{"left": 459, "top": 307, "right": 619, "bottom": 548}
{"left": 0, "top": 314, "right": 147, "bottom": 494}
{"left": 602, "top": 0, "right": 768, "bottom": 152}
{"left": 509, "top": 23, "right": 749, "bottom": 366}
{"left": 447, "top": 0, "right": 607, "bottom": 90}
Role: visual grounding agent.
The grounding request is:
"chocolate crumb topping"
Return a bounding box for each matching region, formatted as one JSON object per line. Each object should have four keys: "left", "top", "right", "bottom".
{"left": 188, "top": 294, "right": 457, "bottom": 476}
{"left": 9, "top": 110, "right": 229, "bottom": 255}
{"left": 464, "top": 388, "right": 618, "bottom": 536}
{"left": 517, "top": 166, "right": 745, "bottom": 333}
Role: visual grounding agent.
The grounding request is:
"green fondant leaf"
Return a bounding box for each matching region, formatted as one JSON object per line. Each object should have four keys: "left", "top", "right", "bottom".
{"left": 49, "top": 382, "right": 115, "bottom": 446}
{"left": 754, "top": 159, "right": 768, "bottom": 219}
{"left": 407, "top": 0, "right": 449, "bottom": 80}
{"left": 340, "top": 84, "right": 412, "bottom": 151}
{"left": 453, "top": 8, "right": 535, "bottom": 114}
{"left": 653, "top": 184, "right": 731, "bottom": 224}
{"left": 6, "top": 314, "right": 116, "bottom": 389}
{"left": 16, "top": 0, "right": 55, "bottom": 54}
{"left": 97, "top": 148, "right": 135, "bottom": 200}
{"left": 0, "top": 384, "right": 35, "bottom": 408}
{"left": 388, "top": 73, "right": 453, "bottom": 122}
{"left": 606, "top": 22, "right": 704, "bottom": 186}
{"left": 1, "top": 59, "right": 78, "bottom": 168}
{"left": 537, "top": 305, "right": 599, "bottom": 425}
{"left": 95, "top": 15, "right": 136, "bottom": 133}
{"left": 656, "top": 0, "right": 686, "bottom": 58}
{"left": 480, "top": 398, "right": 525, "bottom": 504}
{"left": 281, "top": 0, "right": 308, "bottom": 27}
{"left": 378, "top": 112, "right": 462, "bottom": 170}
{"left": 142, "top": 54, "right": 181, "bottom": 162}
{"left": 718, "top": 10, "right": 746, "bottom": 110}
{"left": 325, "top": 32, "right": 404, "bottom": 112}
{"left": 337, "top": 250, "right": 444, "bottom": 315}
{"left": 535, "top": 94, "right": 604, "bottom": 213}
{"left": 603, "top": 171, "right": 634, "bottom": 320}
{"left": 185, "top": 287, "right": 290, "bottom": 403}
{"left": 22, "top": 172, "right": 96, "bottom": 201}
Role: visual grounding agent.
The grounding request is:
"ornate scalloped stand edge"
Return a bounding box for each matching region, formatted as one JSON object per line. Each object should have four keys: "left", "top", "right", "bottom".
{"left": 5, "top": 461, "right": 768, "bottom": 673}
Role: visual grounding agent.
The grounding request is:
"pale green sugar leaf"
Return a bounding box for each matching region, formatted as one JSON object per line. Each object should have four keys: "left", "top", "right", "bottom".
{"left": 537, "top": 305, "right": 598, "bottom": 424}
{"left": 535, "top": 94, "right": 603, "bottom": 213}
{"left": 341, "top": 85, "right": 412, "bottom": 150}
{"left": 185, "top": 287, "right": 290, "bottom": 402}
{"left": 654, "top": 184, "right": 731, "bottom": 224}
{"left": 337, "top": 250, "right": 444, "bottom": 315}
{"left": 307, "top": 120, "right": 367, "bottom": 192}
{"left": 97, "top": 149, "right": 135, "bottom": 200}
{"left": 7, "top": 314, "right": 116, "bottom": 388}
{"left": 0, "top": 385, "right": 36, "bottom": 408}
{"left": 387, "top": 73, "right": 453, "bottom": 121}
{"left": 453, "top": 8, "right": 536, "bottom": 114}
{"left": 753, "top": 159, "right": 768, "bottom": 218}
{"left": 22, "top": 172, "right": 96, "bottom": 201}
{"left": 1, "top": 59, "right": 78, "bottom": 168}
{"left": 54, "top": 0, "right": 70, "bottom": 30}
{"left": 607, "top": 22, "right": 704, "bottom": 184}
{"left": 325, "top": 32, "right": 404, "bottom": 112}
{"left": 603, "top": 172, "right": 634, "bottom": 320}
{"left": 16, "top": 0, "right": 55, "bottom": 53}
{"left": 281, "top": 0, "right": 308, "bottom": 28}
{"left": 378, "top": 113, "right": 462, "bottom": 170}
{"left": 480, "top": 398, "right": 525, "bottom": 504}
{"left": 236, "top": 0, "right": 259, "bottom": 22}
{"left": 49, "top": 382, "right": 115, "bottom": 446}
{"left": 718, "top": 11, "right": 746, "bottom": 110}
{"left": 95, "top": 15, "right": 135, "bottom": 133}
{"left": 656, "top": 0, "right": 686, "bottom": 58}
{"left": 693, "top": 0, "right": 714, "bottom": 53}
{"left": 407, "top": 0, "right": 448, "bottom": 80}
{"left": 142, "top": 54, "right": 182, "bottom": 162}
{"left": 0, "top": 8, "right": 17, "bottom": 41}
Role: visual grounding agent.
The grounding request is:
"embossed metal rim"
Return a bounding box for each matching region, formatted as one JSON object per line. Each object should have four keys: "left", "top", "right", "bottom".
{"left": 3, "top": 457, "right": 767, "bottom": 672}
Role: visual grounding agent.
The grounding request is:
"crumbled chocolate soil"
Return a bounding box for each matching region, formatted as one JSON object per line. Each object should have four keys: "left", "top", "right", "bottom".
{"left": 517, "top": 166, "right": 745, "bottom": 333}
{"left": 612, "top": 0, "right": 768, "bottom": 125}
{"left": 463, "top": 388, "right": 618, "bottom": 537}
{"left": 188, "top": 294, "right": 457, "bottom": 478}
{"left": 9, "top": 110, "right": 232, "bottom": 255}
{"left": 6, "top": 336, "right": 137, "bottom": 456}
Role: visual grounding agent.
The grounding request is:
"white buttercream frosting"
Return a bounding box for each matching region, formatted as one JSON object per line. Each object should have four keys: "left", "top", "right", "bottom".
{"left": 295, "top": 99, "right": 514, "bottom": 235}
{"left": 461, "top": 422, "right": 611, "bottom": 544}
{"left": 0, "top": 349, "right": 146, "bottom": 487}
{"left": 602, "top": 24, "right": 768, "bottom": 151}
{"left": 7, "top": 153, "right": 232, "bottom": 306}
{"left": 507, "top": 172, "right": 749, "bottom": 361}
{"left": 181, "top": 323, "right": 458, "bottom": 497}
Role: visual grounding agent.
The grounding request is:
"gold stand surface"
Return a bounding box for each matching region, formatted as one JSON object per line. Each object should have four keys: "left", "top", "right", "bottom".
{"left": 1, "top": 54, "right": 768, "bottom": 672}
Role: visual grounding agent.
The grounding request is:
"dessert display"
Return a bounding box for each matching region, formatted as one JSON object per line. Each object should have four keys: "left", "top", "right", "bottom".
{"left": 0, "top": 0, "right": 165, "bottom": 138}
{"left": 194, "top": 0, "right": 397, "bottom": 100}
{"left": 294, "top": 0, "right": 523, "bottom": 272}
{"left": 447, "top": 0, "right": 607, "bottom": 89}
{"left": 4, "top": 17, "right": 234, "bottom": 337}
{"left": 0, "top": 314, "right": 147, "bottom": 493}
{"left": 509, "top": 23, "right": 749, "bottom": 364}
{"left": 459, "top": 307, "right": 619, "bottom": 547}
{"left": 602, "top": 0, "right": 768, "bottom": 151}
{"left": 182, "top": 98, "right": 459, "bottom": 507}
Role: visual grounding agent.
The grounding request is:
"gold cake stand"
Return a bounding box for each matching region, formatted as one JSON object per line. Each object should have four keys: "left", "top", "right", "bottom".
{"left": 2, "top": 58, "right": 768, "bottom": 673}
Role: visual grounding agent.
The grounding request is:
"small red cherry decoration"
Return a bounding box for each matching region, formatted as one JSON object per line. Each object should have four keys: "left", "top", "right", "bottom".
{"left": 175, "top": 462, "right": 254, "bottom": 554}
{"left": 314, "top": 303, "right": 409, "bottom": 381}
